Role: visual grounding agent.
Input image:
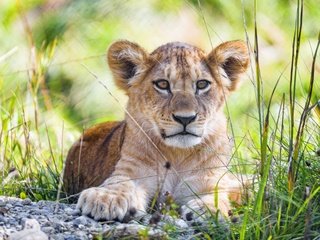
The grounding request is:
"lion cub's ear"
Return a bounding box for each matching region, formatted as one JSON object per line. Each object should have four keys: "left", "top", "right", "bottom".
{"left": 207, "top": 40, "right": 249, "bottom": 91}
{"left": 107, "top": 40, "right": 149, "bottom": 91}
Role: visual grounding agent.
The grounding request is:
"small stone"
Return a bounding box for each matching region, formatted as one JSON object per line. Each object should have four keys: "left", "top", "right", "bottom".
{"left": 57, "top": 203, "right": 66, "bottom": 210}
{"left": 16, "top": 225, "right": 23, "bottom": 231}
{"left": 78, "top": 224, "right": 85, "bottom": 230}
{"left": 88, "top": 225, "right": 103, "bottom": 233}
{"left": 128, "top": 220, "right": 140, "bottom": 224}
{"left": 0, "top": 207, "right": 9, "bottom": 215}
{"left": 73, "top": 215, "right": 97, "bottom": 227}
{"left": 6, "top": 204, "right": 13, "bottom": 209}
{"left": 0, "top": 200, "right": 6, "bottom": 207}
{"left": 0, "top": 216, "right": 7, "bottom": 224}
{"left": 41, "top": 226, "right": 55, "bottom": 234}
{"left": 173, "top": 218, "right": 188, "bottom": 228}
{"left": 64, "top": 207, "right": 73, "bottom": 214}
{"left": 103, "top": 223, "right": 166, "bottom": 238}
{"left": 18, "top": 213, "right": 31, "bottom": 220}
{"left": 74, "top": 231, "right": 89, "bottom": 239}
{"left": 23, "top": 218, "right": 41, "bottom": 230}
{"left": 13, "top": 202, "right": 23, "bottom": 207}
{"left": 105, "top": 223, "right": 146, "bottom": 237}
{"left": 65, "top": 208, "right": 80, "bottom": 216}
{"left": 8, "top": 219, "right": 18, "bottom": 226}
{"left": 141, "top": 214, "right": 152, "bottom": 225}
{"left": 63, "top": 234, "right": 85, "bottom": 240}
{"left": 22, "top": 199, "right": 32, "bottom": 205}
{"left": 14, "top": 207, "right": 22, "bottom": 212}
{"left": 9, "top": 229, "right": 48, "bottom": 240}
{"left": 50, "top": 233, "right": 65, "bottom": 240}
{"left": 59, "top": 214, "right": 69, "bottom": 221}
{"left": 52, "top": 222, "right": 66, "bottom": 232}
{"left": 101, "top": 224, "right": 111, "bottom": 232}
{"left": 162, "top": 215, "right": 188, "bottom": 228}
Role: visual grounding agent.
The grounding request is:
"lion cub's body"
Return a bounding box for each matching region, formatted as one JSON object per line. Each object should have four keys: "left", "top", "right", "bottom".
{"left": 63, "top": 40, "right": 249, "bottom": 221}
{"left": 64, "top": 121, "right": 125, "bottom": 195}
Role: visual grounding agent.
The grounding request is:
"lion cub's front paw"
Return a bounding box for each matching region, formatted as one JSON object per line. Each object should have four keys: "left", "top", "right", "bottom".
{"left": 76, "top": 187, "right": 143, "bottom": 221}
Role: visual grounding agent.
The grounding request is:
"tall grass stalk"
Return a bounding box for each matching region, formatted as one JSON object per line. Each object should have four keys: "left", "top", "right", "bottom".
{"left": 288, "top": 0, "right": 303, "bottom": 193}
{"left": 251, "top": 0, "right": 268, "bottom": 238}
{"left": 292, "top": 32, "right": 320, "bottom": 181}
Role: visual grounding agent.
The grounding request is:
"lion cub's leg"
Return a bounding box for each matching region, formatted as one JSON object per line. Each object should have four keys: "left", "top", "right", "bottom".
{"left": 180, "top": 191, "right": 232, "bottom": 221}
{"left": 181, "top": 193, "right": 231, "bottom": 221}
{"left": 178, "top": 171, "right": 244, "bottom": 221}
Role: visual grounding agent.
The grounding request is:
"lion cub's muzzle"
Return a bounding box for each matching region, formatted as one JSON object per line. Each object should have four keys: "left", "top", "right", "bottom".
{"left": 160, "top": 112, "right": 203, "bottom": 148}
{"left": 165, "top": 113, "right": 199, "bottom": 138}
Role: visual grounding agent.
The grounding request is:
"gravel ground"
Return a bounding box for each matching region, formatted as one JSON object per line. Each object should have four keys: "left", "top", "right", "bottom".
{"left": 0, "top": 196, "right": 207, "bottom": 240}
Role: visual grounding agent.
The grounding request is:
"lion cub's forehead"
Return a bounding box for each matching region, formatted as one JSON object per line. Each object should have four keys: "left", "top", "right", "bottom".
{"left": 151, "top": 42, "right": 205, "bottom": 63}
{"left": 150, "top": 42, "right": 210, "bottom": 84}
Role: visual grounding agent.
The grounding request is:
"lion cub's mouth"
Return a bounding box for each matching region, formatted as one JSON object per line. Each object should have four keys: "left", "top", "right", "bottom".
{"left": 160, "top": 129, "right": 202, "bottom": 148}
{"left": 161, "top": 130, "right": 200, "bottom": 139}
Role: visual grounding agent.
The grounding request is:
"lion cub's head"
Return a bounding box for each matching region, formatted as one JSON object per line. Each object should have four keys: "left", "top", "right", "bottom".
{"left": 107, "top": 40, "right": 249, "bottom": 148}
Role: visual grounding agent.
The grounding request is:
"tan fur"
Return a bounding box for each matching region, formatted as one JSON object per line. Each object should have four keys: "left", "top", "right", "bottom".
{"left": 63, "top": 40, "right": 249, "bottom": 221}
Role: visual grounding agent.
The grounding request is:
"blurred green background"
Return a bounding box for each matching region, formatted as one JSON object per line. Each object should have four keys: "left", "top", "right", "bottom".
{"left": 0, "top": 0, "right": 319, "bottom": 199}
{"left": 1, "top": 0, "right": 319, "bottom": 124}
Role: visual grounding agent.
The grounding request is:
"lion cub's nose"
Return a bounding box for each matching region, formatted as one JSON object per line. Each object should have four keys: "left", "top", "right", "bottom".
{"left": 172, "top": 114, "right": 197, "bottom": 126}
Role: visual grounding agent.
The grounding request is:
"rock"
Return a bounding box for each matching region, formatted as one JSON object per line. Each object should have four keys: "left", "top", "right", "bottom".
{"left": 13, "top": 202, "right": 23, "bottom": 207}
{"left": 6, "top": 204, "right": 13, "bottom": 209}
{"left": 103, "top": 223, "right": 166, "bottom": 238}
{"left": 64, "top": 207, "right": 75, "bottom": 215}
{"left": 41, "top": 226, "right": 55, "bottom": 234}
{"left": 0, "top": 207, "right": 8, "bottom": 215}
{"left": 173, "top": 218, "right": 188, "bottom": 229}
{"left": 9, "top": 219, "right": 48, "bottom": 240}
{"left": 162, "top": 215, "right": 188, "bottom": 229}
{"left": 0, "top": 199, "right": 6, "bottom": 207}
{"left": 22, "top": 199, "right": 32, "bottom": 205}
{"left": 0, "top": 216, "right": 7, "bottom": 225}
{"left": 23, "top": 219, "right": 41, "bottom": 230}
{"left": 72, "top": 215, "right": 97, "bottom": 227}
{"left": 50, "top": 233, "right": 65, "bottom": 240}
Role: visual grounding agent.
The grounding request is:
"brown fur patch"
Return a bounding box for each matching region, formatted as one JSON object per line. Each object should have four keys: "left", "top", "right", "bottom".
{"left": 63, "top": 121, "right": 126, "bottom": 196}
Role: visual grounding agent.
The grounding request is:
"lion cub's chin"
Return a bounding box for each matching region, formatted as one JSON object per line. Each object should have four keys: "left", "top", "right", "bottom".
{"left": 164, "top": 135, "right": 202, "bottom": 148}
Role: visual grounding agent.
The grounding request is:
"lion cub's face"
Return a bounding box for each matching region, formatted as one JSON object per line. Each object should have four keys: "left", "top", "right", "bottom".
{"left": 108, "top": 40, "right": 249, "bottom": 148}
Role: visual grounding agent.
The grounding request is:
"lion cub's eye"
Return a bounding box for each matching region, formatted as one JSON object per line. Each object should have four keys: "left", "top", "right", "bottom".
{"left": 153, "top": 79, "right": 170, "bottom": 92}
{"left": 196, "top": 80, "right": 211, "bottom": 91}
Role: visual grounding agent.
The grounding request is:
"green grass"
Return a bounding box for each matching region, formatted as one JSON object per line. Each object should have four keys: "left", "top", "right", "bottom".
{"left": 1, "top": 0, "right": 320, "bottom": 239}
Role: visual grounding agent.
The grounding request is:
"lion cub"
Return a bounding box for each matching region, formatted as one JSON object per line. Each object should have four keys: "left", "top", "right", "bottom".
{"left": 63, "top": 40, "right": 249, "bottom": 221}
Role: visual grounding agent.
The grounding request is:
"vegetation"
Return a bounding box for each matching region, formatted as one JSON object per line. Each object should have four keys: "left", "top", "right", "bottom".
{"left": 0, "top": 0, "right": 319, "bottom": 239}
